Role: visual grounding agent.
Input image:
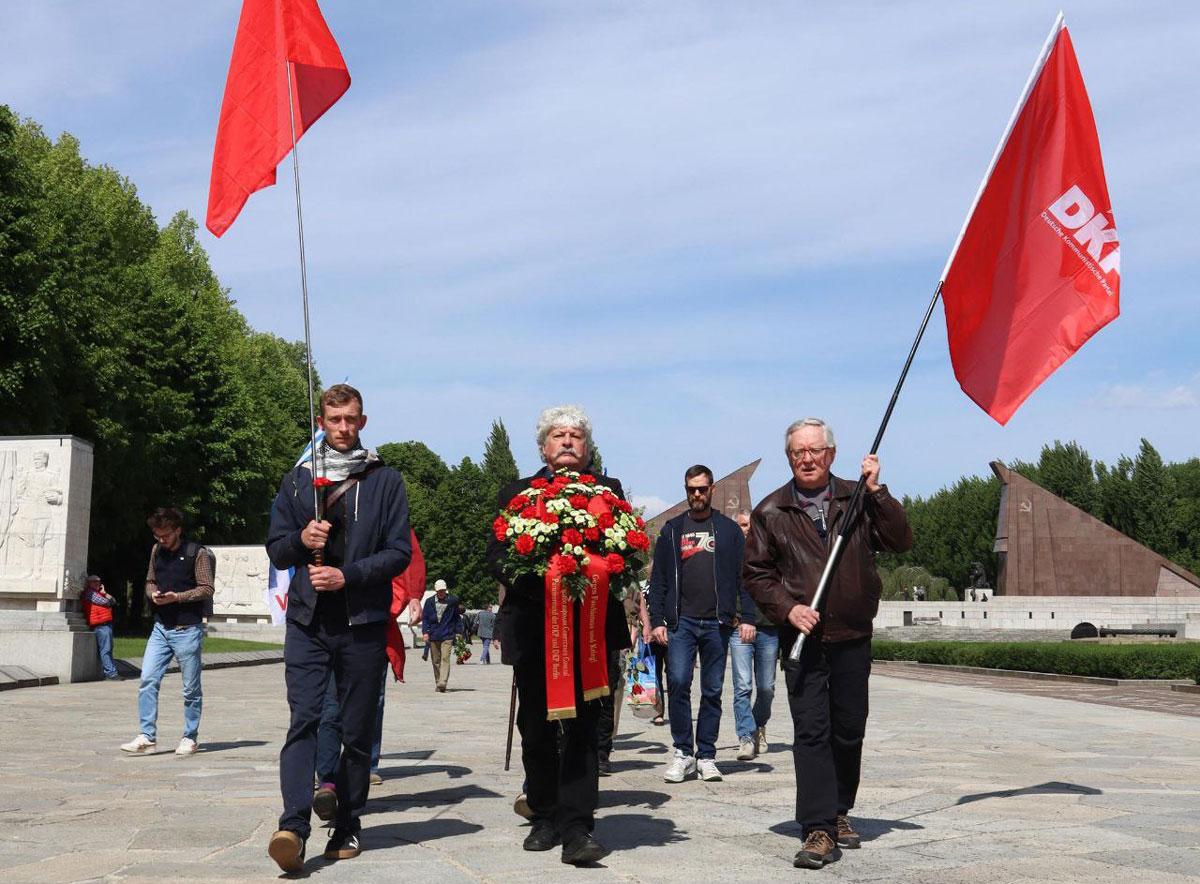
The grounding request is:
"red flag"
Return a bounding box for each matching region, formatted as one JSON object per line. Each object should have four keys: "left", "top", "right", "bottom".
{"left": 941, "top": 15, "right": 1119, "bottom": 425}
{"left": 206, "top": 0, "right": 350, "bottom": 237}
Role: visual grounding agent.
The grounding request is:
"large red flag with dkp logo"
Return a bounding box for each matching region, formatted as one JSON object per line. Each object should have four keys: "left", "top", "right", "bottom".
{"left": 206, "top": 0, "right": 350, "bottom": 238}
{"left": 941, "top": 15, "right": 1119, "bottom": 425}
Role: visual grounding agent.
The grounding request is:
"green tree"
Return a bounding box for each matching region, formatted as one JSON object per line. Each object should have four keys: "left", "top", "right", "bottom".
{"left": 1036, "top": 440, "right": 1097, "bottom": 514}
{"left": 1130, "top": 438, "right": 1176, "bottom": 557}
{"left": 481, "top": 418, "right": 519, "bottom": 498}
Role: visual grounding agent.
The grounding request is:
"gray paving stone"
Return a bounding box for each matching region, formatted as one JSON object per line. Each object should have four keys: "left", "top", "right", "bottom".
{"left": 1, "top": 658, "right": 1199, "bottom": 882}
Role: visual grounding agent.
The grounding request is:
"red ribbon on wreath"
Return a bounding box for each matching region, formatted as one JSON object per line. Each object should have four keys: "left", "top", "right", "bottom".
{"left": 544, "top": 555, "right": 610, "bottom": 720}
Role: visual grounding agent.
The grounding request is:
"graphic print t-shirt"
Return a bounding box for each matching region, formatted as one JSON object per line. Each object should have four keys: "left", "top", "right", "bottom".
{"left": 679, "top": 514, "right": 717, "bottom": 619}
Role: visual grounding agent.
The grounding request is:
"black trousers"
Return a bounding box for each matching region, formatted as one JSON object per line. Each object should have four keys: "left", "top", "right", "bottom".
{"left": 514, "top": 608, "right": 601, "bottom": 841}
{"left": 279, "top": 615, "right": 387, "bottom": 841}
{"left": 784, "top": 635, "right": 872, "bottom": 839}
{"left": 595, "top": 648, "right": 624, "bottom": 758}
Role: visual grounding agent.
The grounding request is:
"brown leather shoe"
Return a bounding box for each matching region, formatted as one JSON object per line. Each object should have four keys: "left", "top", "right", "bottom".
{"left": 836, "top": 814, "right": 861, "bottom": 849}
{"left": 794, "top": 830, "right": 838, "bottom": 869}
{"left": 268, "top": 830, "right": 305, "bottom": 873}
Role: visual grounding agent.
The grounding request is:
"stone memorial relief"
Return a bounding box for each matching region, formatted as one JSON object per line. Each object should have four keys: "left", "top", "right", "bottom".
{"left": 211, "top": 546, "right": 272, "bottom": 620}
{"left": 0, "top": 447, "right": 66, "bottom": 595}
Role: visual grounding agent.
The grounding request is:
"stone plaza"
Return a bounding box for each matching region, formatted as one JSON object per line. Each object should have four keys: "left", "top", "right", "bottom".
{"left": 1, "top": 655, "right": 1198, "bottom": 883}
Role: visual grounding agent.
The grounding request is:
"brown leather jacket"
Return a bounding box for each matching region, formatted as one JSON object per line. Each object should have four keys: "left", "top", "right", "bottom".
{"left": 742, "top": 475, "right": 912, "bottom": 644}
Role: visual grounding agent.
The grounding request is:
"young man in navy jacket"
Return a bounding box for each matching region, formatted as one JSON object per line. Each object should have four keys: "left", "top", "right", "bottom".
{"left": 266, "top": 385, "right": 411, "bottom": 872}
{"left": 647, "top": 464, "right": 751, "bottom": 784}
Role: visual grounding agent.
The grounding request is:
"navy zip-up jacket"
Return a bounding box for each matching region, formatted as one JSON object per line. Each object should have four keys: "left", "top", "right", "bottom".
{"left": 422, "top": 594, "right": 464, "bottom": 641}
{"left": 647, "top": 509, "right": 751, "bottom": 631}
{"left": 267, "top": 461, "right": 411, "bottom": 627}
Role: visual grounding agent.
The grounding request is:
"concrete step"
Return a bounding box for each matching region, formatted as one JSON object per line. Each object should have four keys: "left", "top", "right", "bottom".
{"left": 0, "top": 664, "right": 59, "bottom": 691}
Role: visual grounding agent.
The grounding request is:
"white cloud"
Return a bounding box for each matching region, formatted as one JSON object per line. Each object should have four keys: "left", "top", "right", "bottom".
{"left": 630, "top": 495, "right": 673, "bottom": 519}
{"left": 1089, "top": 381, "right": 1199, "bottom": 410}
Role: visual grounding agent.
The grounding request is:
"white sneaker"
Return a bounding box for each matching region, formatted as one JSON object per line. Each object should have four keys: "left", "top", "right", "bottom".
{"left": 737, "top": 738, "right": 757, "bottom": 761}
{"left": 697, "top": 758, "right": 723, "bottom": 781}
{"left": 663, "top": 750, "right": 696, "bottom": 783}
{"left": 755, "top": 726, "right": 768, "bottom": 755}
{"left": 175, "top": 737, "right": 199, "bottom": 756}
{"left": 120, "top": 734, "right": 156, "bottom": 754}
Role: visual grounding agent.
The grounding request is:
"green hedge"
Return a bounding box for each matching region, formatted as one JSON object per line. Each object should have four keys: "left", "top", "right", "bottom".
{"left": 872, "top": 640, "right": 1200, "bottom": 682}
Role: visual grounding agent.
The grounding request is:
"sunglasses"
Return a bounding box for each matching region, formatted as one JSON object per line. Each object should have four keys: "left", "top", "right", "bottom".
{"left": 685, "top": 485, "right": 712, "bottom": 496}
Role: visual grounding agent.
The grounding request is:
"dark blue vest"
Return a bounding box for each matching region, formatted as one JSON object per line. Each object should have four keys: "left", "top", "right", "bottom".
{"left": 153, "top": 540, "right": 201, "bottom": 628}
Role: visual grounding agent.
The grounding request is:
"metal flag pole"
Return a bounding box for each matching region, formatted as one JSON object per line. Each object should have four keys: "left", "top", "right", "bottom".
{"left": 285, "top": 60, "right": 324, "bottom": 562}
{"left": 785, "top": 281, "right": 943, "bottom": 668}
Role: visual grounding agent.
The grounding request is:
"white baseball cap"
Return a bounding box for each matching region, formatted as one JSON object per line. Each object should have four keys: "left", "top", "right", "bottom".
{"left": 434, "top": 579, "right": 448, "bottom": 592}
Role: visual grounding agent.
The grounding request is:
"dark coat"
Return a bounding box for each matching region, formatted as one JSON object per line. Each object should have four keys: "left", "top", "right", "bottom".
{"left": 486, "top": 470, "right": 634, "bottom": 667}
{"left": 422, "top": 593, "right": 464, "bottom": 641}
{"left": 742, "top": 475, "right": 911, "bottom": 644}
{"left": 267, "top": 462, "right": 412, "bottom": 627}
{"left": 646, "top": 509, "right": 750, "bottom": 631}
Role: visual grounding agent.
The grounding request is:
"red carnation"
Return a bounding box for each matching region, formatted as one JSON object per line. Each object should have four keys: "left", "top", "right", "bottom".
{"left": 636, "top": 517, "right": 646, "bottom": 529}
{"left": 598, "top": 512, "right": 616, "bottom": 530}
{"left": 614, "top": 500, "right": 632, "bottom": 514}
{"left": 563, "top": 528, "right": 583, "bottom": 546}
{"left": 507, "top": 495, "right": 526, "bottom": 513}
{"left": 552, "top": 553, "right": 578, "bottom": 575}
{"left": 579, "top": 474, "right": 597, "bottom": 485}
{"left": 493, "top": 516, "right": 509, "bottom": 541}
{"left": 531, "top": 478, "right": 549, "bottom": 489}
{"left": 569, "top": 494, "right": 589, "bottom": 510}
{"left": 515, "top": 534, "right": 536, "bottom": 555}
{"left": 542, "top": 513, "right": 559, "bottom": 525}
{"left": 605, "top": 553, "right": 625, "bottom": 575}
{"left": 601, "top": 490, "right": 617, "bottom": 503}
{"left": 627, "top": 530, "right": 650, "bottom": 551}
{"left": 520, "top": 506, "right": 537, "bottom": 519}
{"left": 584, "top": 526, "right": 600, "bottom": 542}
{"left": 313, "top": 477, "right": 334, "bottom": 488}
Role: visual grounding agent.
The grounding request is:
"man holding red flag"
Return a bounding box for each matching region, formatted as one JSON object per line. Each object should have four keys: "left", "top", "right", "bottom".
{"left": 941, "top": 14, "right": 1120, "bottom": 424}
{"left": 486, "top": 405, "right": 632, "bottom": 866}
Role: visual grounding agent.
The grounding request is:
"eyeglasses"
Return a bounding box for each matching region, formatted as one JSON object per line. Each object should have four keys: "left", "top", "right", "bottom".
{"left": 685, "top": 485, "right": 712, "bottom": 496}
{"left": 787, "top": 446, "right": 829, "bottom": 461}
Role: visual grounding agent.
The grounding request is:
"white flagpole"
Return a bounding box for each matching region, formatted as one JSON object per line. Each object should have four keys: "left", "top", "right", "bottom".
{"left": 940, "top": 12, "right": 1066, "bottom": 282}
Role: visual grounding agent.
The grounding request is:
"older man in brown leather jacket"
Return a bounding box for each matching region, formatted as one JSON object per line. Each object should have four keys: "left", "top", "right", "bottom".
{"left": 743, "top": 417, "right": 911, "bottom": 871}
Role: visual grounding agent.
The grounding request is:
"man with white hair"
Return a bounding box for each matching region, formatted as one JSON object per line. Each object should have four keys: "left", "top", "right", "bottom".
{"left": 486, "top": 404, "right": 632, "bottom": 866}
{"left": 743, "top": 417, "right": 911, "bottom": 870}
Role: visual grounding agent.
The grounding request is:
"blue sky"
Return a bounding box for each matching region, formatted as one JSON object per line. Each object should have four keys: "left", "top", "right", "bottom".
{"left": 5, "top": 2, "right": 1198, "bottom": 516}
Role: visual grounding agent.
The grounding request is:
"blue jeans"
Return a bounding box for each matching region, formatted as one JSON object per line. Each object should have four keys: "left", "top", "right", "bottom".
{"left": 730, "top": 626, "right": 779, "bottom": 741}
{"left": 316, "top": 665, "right": 387, "bottom": 782}
{"left": 666, "top": 617, "right": 731, "bottom": 760}
{"left": 479, "top": 637, "right": 491, "bottom": 664}
{"left": 137, "top": 622, "right": 203, "bottom": 742}
{"left": 94, "top": 623, "right": 117, "bottom": 678}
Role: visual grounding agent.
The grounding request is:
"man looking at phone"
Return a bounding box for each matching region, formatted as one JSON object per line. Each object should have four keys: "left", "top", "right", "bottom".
{"left": 120, "top": 507, "right": 214, "bottom": 757}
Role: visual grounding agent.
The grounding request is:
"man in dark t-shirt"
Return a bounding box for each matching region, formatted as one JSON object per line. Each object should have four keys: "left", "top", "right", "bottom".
{"left": 647, "top": 465, "right": 750, "bottom": 783}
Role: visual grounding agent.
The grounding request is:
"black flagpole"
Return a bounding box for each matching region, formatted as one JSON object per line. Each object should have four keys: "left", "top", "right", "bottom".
{"left": 784, "top": 281, "right": 943, "bottom": 668}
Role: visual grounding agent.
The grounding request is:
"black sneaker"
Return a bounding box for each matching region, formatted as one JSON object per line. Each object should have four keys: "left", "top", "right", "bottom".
{"left": 597, "top": 753, "right": 612, "bottom": 776}
{"left": 268, "top": 830, "right": 305, "bottom": 873}
{"left": 311, "top": 784, "right": 337, "bottom": 822}
{"left": 324, "top": 830, "right": 360, "bottom": 860}
{"left": 522, "top": 823, "right": 560, "bottom": 851}
{"left": 561, "top": 832, "right": 607, "bottom": 866}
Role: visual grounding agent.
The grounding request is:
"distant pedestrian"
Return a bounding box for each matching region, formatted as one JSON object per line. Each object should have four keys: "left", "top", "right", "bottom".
{"left": 647, "top": 464, "right": 749, "bottom": 784}
{"left": 731, "top": 511, "right": 778, "bottom": 761}
{"left": 422, "top": 579, "right": 463, "bottom": 691}
{"left": 120, "top": 507, "right": 214, "bottom": 758}
{"left": 476, "top": 604, "right": 498, "bottom": 664}
{"left": 81, "top": 575, "right": 119, "bottom": 680}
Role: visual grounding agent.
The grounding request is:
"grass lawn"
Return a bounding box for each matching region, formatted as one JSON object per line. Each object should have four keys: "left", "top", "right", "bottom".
{"left": 114, "top": 635, "right": 283, "bottom": 659}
